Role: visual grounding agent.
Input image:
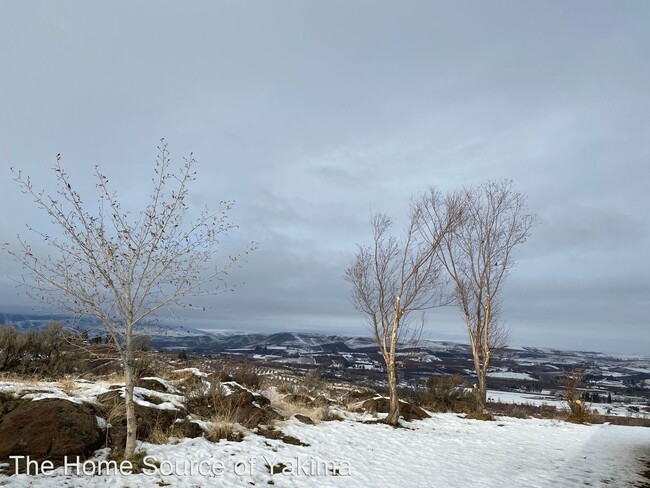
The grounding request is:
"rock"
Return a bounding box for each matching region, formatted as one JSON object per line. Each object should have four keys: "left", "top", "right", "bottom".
{"left": 171, "top": 419, "right": 204, "bottom": 439}
{"left": 294, "top": 414, "right": 314, "bottom": 425}
{"left": 213, "top": 386, "right": 278, "bottom": 429}
{"left": 256, "top": 426, "right": 284, "bottom": 440}
{"left": 257, "top": 427, "right": 308, "bottom": 447}
{"left": 254, "top": 392, "right": 271, "bottom": 407}
{"left": 0, "top": 399, "right": 103, "bottom": 466}
{"left": 282, "top": 435, "right": 309, "bottom": 447}
{"left": 96, "top": 390, "right": 182, "bottom": 447}
{"left": 0, "top": 393, "right": 25, "bottom": 423}
{"left": 343, "top": 389, "right": 377, "bottom": 404}
{"left": 359, "top": 398, "right": 430, "bottom": 421}
{"left": 137, "top": 378, "right": 170, "bottom": 393}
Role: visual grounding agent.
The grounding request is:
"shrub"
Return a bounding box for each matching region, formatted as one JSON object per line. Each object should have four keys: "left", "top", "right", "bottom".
{"left": 231, "top": 367, "right": 260, "bottom": 390}
{"left": 419, "top": 374, "right": 476, "bottom": 413}
{"left": 108, "top": 448, "right": 154, "bottom": 473}
{"left": 506, "top": 407, "right": 529, "bottom": 419}
{"left": 465, "top": 410, "right": 494, "bottom": 421}
{"left": 302, "top": 369, "right": 322, "bottom": 395}
{"left": 562, "top": 368, "right": 593, "bottom": 424}
{"left": 0, "top": 323, "right": 89, "bottom": 377}
{"left": 184, "top": 379, "right": 225, "bottom": 417}
{"left": 488, "top": 400, "right": 557, "bottom": 419}
{"left": 147, "top": 418, "right": 169, "bottom": 445}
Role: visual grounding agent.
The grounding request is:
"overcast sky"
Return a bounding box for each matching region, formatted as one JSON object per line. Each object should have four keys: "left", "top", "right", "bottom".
{"left": 1, "top": 1, "right": 648, "bottom": 354}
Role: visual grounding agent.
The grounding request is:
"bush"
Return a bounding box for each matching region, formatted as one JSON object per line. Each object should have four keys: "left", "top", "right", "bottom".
{"left": 108, "top": 448, "right": 155, "bottom": 473}
{"left": 302, "top": 369, "right": 322, "bottom": 395}
{"left": 231, "top": 367, "right": 260, "bottom": 390}
{"left": 0, "top": 323, "right": 89, "bottom": 377}
{"left": 488, "top": 401, "right": 557, "bottom": 419}
{"left": 561, "top": 368, "right": 595, "bottom": 424}
{"left": 465, "top": 410, "right": 494, "bottom": 421}
{"left": 184, "top": 379, "right": 225, "bottom": 417}
{"left": 418, "top": 374, "right": 476, "bottom": 413}
{"left": 506, "top": 407, "right": 529, "bottom": 419}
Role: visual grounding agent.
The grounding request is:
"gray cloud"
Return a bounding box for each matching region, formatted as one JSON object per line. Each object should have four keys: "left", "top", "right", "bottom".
{"left": 0, "top": 1, "right": 648, "bottom": 353}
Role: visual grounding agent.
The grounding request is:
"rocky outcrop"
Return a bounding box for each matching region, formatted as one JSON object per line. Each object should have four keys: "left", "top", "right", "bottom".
{"left": 358, "top": 397, "right": 430, "bottom": 421}
{"left": 0, "top": 399, "right": 103, "bottom": 466}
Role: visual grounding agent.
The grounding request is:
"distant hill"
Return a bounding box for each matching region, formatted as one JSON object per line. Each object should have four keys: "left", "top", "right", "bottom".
{"left": 1, "top": 312, "right": 646, "bottom": 365}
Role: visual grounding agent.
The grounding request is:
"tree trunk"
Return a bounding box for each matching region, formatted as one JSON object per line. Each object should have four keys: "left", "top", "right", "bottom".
{"left": 123, "top": 344, "right": 137, "bottom": 459}
{"left": 478, "top": 294, "right": 491, "bottom": 411}
{"left": 384, "top": 363, "right": 400, "bottom": 426}
{"left": 476, "top": 369, "right": 488, "bottom": 411}
{"left": 384, "top": 299, "right": 401, "bottom": 426}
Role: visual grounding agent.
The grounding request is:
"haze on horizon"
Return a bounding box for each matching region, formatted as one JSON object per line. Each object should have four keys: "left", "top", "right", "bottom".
{"left": 0, "top": 2, "right": 648, "bottom": 355}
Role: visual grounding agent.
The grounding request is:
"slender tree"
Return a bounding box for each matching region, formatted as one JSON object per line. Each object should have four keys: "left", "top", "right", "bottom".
{"left": 7, "top": 140, "right": 254, "bottom": 458}
{"left": 345, "top": 202, "right": 457, "bottom": 426}
{"left": 417, "top": 180, "right": 534, "bottom": 412}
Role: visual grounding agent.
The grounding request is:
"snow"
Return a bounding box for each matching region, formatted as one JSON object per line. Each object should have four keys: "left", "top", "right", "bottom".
{"left": 628, "top": 367, "right": 650, "bottom": 374}
{"left": 489, "top": 371, "right": 538, "bottom": 381}
{"left": 1, "top": 372, "right": 648, "bottom": 486}
{"left": 0, "top": 379, "right": 186, "bottom": 411}
{"left": 22, "top": 391, "right": 84, "bottom": 404}
{"left": 140, "top": 376, "right": 181, "bottom": 394}
{"left": 172, "top": 367, "right": 208, "bottom": 378}
{"left": 487, "top": 390, "right": 564, "bottom": 408}
{"left": 2, "top": 413, "right": 649, "bottom": 487}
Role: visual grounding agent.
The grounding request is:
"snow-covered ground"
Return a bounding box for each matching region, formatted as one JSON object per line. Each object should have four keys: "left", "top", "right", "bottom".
{"left": 1, "top": 413, "right": 649, "bottom": 487}
{"left": 487, "top": 389, "right": 650, "bottom": 419}
{"left": 1, "top": 375, "right": 649, "bottom": 487}
{"left": 489, "top": 371, "right": 539, "bottom": 381}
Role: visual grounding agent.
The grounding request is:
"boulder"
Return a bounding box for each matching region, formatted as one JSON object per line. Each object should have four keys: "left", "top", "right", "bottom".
{"left": 137, "top": 378, "right": 172, "bottom": 393}
{"left": 294, "top": 414, "right": 314, "bottom": 425}
{"left": 359, "top": 397, "right": 430, "bottom": 421}
{"left": 96, "top": 390, "right": 182, "bottom": 448}
{"left": 0, "top": 399, "right": 103, "bottom": 466}
{"left": 171, "top": 419, "right": 205, "bottom": 439}
{"left": 214, "top": 384, "right": 279, "bottom": 428}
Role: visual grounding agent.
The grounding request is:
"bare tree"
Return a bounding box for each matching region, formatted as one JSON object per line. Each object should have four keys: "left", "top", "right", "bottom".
{"left": 345, "top": 204, "right": 456, "bottom": 426}
{"left": 417, "top": 180, "right": 535, "bottom": 412}
{"left": 7, "top": 140, "right": 254, "bottom": 458}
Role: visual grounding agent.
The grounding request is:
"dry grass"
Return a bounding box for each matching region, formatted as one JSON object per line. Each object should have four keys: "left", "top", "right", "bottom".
{"left": 0, "top": 371, "right": 44, "bottom": 385}
{"left": 206, "top": 418, "right": 244, "bottom": 442}
{"left": 465, "top": 410, "right": 494, "bottom": 421}
{"left": 260, "top": 376, "right": 301, "bottom": 395}
{"left": 271, "top": 395, "right": 328, "bottom": 423}
{"left": 59, "top": 375, "right": 79, "bottom": 396}
{"left": 418, "top": 374, "right": 476, "bottom": 413}
{"left": 488, "top": 400, "right": 558, "bottom": 419}
{"left": 147, "top": 419, "right": 169, "bottom": 445}
{"left": 205, "top": 402, "right": 246, "bottom": 442}
{"left": 104, "top": 399, "right": 126, "bottom": 427}
{"left": 104, "top": 372, "right": 126, "bottom": 386}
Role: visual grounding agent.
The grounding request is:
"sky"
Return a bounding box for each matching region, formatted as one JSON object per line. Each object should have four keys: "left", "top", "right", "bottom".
{"left": 0, "top": 1, "right": 648, "bottom": 354}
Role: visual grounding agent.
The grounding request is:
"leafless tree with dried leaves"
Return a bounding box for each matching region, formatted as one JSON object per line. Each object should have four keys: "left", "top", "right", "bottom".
{"left": 7, "top": 140, "right": 255, "bottom": 458}
{"left": 345, "top": 204, "right": 458, "bottom": 426}
{"left": 417, "top": 180, "right": 535, "bottom": 412}
{"left": 562, "top": 368, "right": 592, "bottom": 424}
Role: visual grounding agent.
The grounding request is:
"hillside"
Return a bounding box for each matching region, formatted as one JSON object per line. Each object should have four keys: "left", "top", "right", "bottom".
{"left": 0, "top": 367, "right": 648, "bottom": 487}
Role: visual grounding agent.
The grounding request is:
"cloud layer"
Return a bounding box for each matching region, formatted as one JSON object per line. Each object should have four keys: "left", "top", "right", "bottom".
{"left": 1, "top": 1, "right": 648, "bottom": 353}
